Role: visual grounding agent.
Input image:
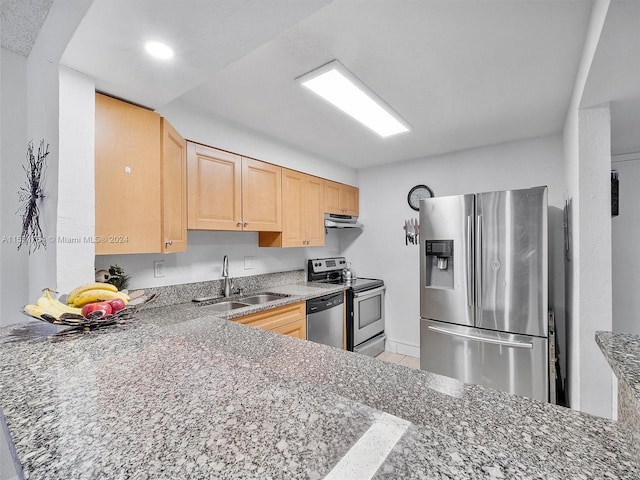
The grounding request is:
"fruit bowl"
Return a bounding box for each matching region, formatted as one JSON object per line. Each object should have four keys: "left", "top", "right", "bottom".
{"left": 23, "top": 289, "right": 158, "bottom": 331}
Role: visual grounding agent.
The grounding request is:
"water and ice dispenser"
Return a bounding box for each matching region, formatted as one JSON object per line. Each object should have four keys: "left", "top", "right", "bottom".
{"left": 424, "top": 240, "right": 454, "bottom": 288}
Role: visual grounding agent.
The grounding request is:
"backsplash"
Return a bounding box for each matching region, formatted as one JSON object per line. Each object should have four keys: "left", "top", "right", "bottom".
{"left": 140, "top": 269, "right": 306, "bottom": 308}
{"left": 95, "top": 230, "right": 342, "bottom": 289}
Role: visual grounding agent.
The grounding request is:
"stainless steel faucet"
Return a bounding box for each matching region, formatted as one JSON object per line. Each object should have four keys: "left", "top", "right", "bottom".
{"left": 222, "top": 255, "right": 234, "bottom": 297}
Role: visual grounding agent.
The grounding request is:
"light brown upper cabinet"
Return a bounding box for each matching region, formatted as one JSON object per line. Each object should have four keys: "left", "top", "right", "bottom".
{"left": 161, "top": 119, "right": 188, "bottom": 252}
{"left": 259, "top": 168, "right": 325, "bottom": 247}
{"left": 95, "top": 93, "right": 187, "bottom": 255}
{"left": 187, "top": 142, "right": 281, "bottom": 232}
{"left": 324, "top": 180, "right": 359, "bottom": 216}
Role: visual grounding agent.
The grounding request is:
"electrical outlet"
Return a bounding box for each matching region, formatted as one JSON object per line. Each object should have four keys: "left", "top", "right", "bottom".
{"left": 153, "top": 260, "right": 165, "bottom": 278}
{"left": 244, "top": 256, "right": 255, "bottom": 270}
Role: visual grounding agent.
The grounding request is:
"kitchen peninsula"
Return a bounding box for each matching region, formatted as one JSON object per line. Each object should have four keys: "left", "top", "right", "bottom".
{"left": 0, "top": 285, "right": 638, "bottom": 479}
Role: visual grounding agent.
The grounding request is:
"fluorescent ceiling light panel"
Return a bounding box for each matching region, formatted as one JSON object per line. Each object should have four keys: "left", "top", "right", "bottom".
{"left": 145, "top": 41, "right": 174, "bottom": 60}
{"left": 298, "top": 60, "right": 410, "bottom": 138}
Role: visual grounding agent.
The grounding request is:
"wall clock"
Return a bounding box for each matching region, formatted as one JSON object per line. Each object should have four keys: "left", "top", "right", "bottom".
{"left": 407, "top": 184, "right": 434, "bottom": 211}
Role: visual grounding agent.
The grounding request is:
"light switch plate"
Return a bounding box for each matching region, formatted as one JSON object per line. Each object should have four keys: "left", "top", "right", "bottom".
{"left": 153, "top": 260, "right": 165, "bottom": 278}
{"left": 244, "top": 256, "right": 255, "bottom": 270}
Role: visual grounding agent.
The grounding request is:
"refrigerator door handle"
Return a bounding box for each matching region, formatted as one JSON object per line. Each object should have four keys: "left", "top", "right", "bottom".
{"left": 466, "top": 215, "right": 473, "bottom": 307}
{"left": 427, "top": 325, "right": 534, "bottom": 349}
{"left": 476, "top": 215, "right": 483, "bottom": 312}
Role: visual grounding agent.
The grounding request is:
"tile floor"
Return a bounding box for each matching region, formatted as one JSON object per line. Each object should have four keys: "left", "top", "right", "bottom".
{"left": 374, "top": 351, "right": 421, "bottom": 369}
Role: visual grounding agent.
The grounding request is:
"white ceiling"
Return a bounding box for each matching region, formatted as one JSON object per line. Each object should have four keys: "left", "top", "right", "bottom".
{"left": 59, "top": 0, "right": 593, "bottom": 169}
{"left": 1, "top": 0, "right": 53, "bottom": 56}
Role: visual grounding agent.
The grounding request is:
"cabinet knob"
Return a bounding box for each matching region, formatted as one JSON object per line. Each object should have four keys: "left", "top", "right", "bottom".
{"left": 244, "top": 222, "right": 249, "bottom": 227}
{"left": 165, "top": 240, "right": 173, "bottom": 246}
{"left": 237, "top": 222, "right": 242, "bottom": 227}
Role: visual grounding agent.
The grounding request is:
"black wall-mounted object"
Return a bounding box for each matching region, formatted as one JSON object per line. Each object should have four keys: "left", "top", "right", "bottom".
{"left": 611, "top": 170, "right": 619, "bottom": 217}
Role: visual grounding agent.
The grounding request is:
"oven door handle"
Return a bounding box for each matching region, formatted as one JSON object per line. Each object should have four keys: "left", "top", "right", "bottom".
{"left": 353, "top": 285, "right": 386, "bottom": 298}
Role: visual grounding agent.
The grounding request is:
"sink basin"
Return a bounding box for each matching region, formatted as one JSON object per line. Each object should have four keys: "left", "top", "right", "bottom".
{"left": 238, "top": 293, "right": 290, "bottom": 305}
{"left": 200, "top": 301, "right": 249, "bottom": 312}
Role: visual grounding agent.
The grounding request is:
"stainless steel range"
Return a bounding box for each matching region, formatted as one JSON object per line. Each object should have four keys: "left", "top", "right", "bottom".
{"left": 307, "top": 257, "right": 386, "bottom": 356}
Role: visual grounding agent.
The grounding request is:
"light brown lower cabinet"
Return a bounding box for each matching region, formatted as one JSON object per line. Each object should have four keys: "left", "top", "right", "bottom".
{"left": 271, "top": 318, "right": 306, "bottom": 339}
{"left": 232, "top": 301, "right": 306, "bottom": 339}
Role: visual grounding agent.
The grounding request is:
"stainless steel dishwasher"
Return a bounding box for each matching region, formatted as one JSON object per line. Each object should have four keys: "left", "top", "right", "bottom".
{"left": 306, "top": 292, "right": 344, "bottom": 349}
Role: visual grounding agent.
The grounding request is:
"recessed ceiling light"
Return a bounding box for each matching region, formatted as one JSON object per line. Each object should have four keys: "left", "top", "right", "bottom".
{"left": 297, "top": 60, "right": 410, "bottom": 138}
{"left": 145, "top": 41, "right": 174, "bottom": 60}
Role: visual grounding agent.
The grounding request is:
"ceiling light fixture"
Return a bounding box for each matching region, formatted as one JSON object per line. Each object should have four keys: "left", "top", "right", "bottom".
{"left": 145, "top": 41, "right": 174, "bottom": 60}
{"left": 297, "top": 60, "right": 410, "bottom": 138}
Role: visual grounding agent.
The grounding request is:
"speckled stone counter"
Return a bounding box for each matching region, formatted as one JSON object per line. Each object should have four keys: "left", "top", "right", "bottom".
{"left": 596, "top": 331, "right": 640, "bottom": 463}
{"left": 0, "top": 290, "right": 638, "bottom": 479}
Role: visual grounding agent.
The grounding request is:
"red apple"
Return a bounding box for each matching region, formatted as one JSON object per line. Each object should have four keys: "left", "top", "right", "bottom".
{"left": 81, "top": 301, "right": 112, "bottom": 318}
{"left": 107, "top": 298, "right": 126, "bottom": 313}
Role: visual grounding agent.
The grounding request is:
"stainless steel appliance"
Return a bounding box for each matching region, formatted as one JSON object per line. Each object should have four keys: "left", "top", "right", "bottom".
{"left": 307, "top": 257, "right": 386, "bottom": 356}
{"left": 419, "top": 186, "right": 549, "bottom": 402}
{"left": 306, "top": 292, "right": 344, "bottom": 349}
{"left": 324, "top": 213, "right": 363, "bottom": 228}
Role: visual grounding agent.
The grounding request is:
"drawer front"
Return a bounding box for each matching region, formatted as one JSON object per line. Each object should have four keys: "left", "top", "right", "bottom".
{"left": 233, "top": 301, "right": 305, "bottom": 330}
{"left": 272, "top": 318, "right": 306, "bottom": 340}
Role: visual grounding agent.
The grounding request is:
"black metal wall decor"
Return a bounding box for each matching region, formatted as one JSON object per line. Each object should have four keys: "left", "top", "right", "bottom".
{"left": 17, "top": 139, "right": 49, "bottom": 254}
{"left": 611, "top": 170, "right": 619, "bottom": 217}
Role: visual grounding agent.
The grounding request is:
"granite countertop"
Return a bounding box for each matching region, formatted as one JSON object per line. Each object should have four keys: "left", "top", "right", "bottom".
{"left": 595, "top": 330, "right": 640, "bottom": 462}
{"left": 0, "top": 285, "right": 638, "bottom": 479}
{"left": 595, "top": 331, "right": 640, "bottom": 404}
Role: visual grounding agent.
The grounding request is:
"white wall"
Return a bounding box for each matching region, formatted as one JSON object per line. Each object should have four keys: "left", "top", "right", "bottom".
{"left": 57, "top": 66, "right": 96, "bottom": 294}
{"left": 611, "top": 152, "right": 640, "bottom": 335}
{"left": 0, "top": 48, "right": 30, "bottom": 327}
{"left": 0, "top": 0, "right": 95, "bottom": 326}
{"left": 96, "top": 230, "right": 346, "bottom": 289}
{"left": 562, "top": 0, "right": 614, "bottom": 418}
{"left": 344, "top": 134, "right": 566, "bottom": 362}
{"left": 563, "top": 96, "right": 581, "bottom": 412}
{"left": 577, "top": 105, "right": 613, "bottom": 418}
{"left": 25, "top": 13, "right": 61, "bottom": 301}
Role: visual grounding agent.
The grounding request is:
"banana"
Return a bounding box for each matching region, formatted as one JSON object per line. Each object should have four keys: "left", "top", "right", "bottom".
{"left": 23, "top": 304, "right": 47, "bottom": 320}
{"left": 72, "top": 289, "right": 130, "bottom": 308}
{"left": 41, "top": 289, "right": 83, "bottom": 315}
{"left": 32, "top": 289, "right": 83, "bottom": 320}
{"left": 67, "top": 282, "right": 118, "bottom": 306}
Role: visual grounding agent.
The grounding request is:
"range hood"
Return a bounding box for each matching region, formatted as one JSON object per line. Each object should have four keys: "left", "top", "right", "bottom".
{"left": 324, "top": 213, "right": 363, "bottom": 229}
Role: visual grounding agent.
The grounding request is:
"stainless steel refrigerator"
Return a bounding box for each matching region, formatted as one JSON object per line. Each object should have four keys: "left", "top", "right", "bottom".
{"left": 419, "top": 186, "right": 549, "bottom": 402}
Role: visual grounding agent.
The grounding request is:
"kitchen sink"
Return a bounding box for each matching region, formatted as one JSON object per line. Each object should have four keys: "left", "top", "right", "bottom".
{"left": 237, "top": 293, "right": 290, "bottom": 305}
{"left": 200, "top": 301, "right": 250, "bottom": 313}
{"left": 192, "top": 292, "right": 291, "bottom": 312}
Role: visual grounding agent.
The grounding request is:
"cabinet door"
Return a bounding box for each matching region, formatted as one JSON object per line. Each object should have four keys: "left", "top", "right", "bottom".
{"left": 324, "top": 180, "right": 342, "bottom": 215}
{"left": 272, "top": 318, "right": 307, "bottom": 340}
{"left": 305, "top": 174, "right": 325, "bottom": 246}
{"left": 241, "top": 157, "right": 281, "bottom": 232}
{"left": 233, "top": 302, "right": 305, "bottom": 330}
{"left": 324, "top": 180, "right": 359, "bottom": 216}
{"left": 161, "top": 119, "right": 187, "bottom": 252}
{"left": 341, "top": 184, "right": 359, "bottom": 216}
{"left": 258, "top": 170, "right": 325, "bottom": 247}
{"left": 187, "top": 143, "right": 242, "bottom": 230}
{"left": 95, "top": 93, "right": 161, "bottom": 254}
{"left": 280, "top": 168, "right": 305, "bottom": 246}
